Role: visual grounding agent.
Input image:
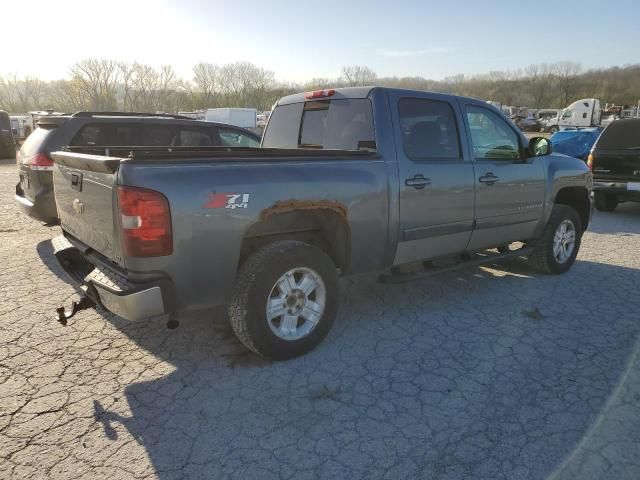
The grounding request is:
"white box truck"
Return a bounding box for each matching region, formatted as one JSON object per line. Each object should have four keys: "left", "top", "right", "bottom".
{"left": 204, "top": 108, "right": 257, "bottom": 129}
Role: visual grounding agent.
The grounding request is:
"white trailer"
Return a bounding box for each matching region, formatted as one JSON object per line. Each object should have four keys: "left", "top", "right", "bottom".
{"left": 204, "top": 108, "right": 257, "bottom": 129}
{"left": 545, "top": 98, "right": 602, "bottom": 132}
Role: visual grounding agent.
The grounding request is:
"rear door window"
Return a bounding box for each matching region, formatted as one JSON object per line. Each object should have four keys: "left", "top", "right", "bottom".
{"left": 71, "top": 123, "right": 141, "bottom": 146}
{"left": 175, "top": 126, "right": 214, "bottom": 146}
{"left": 597, "top": 121, "right": 640, "bottom": 149}
{"left": 144, "top": 124, "right": 216, "bottom": 146}
{"left": 144, "top": 125, "right": 174, "bottom": 146}
{"left": 398, "top": 98, "right": 461, "bottom": 160}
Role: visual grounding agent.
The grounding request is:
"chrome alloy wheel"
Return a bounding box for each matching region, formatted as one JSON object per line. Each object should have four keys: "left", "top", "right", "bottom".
{"left": 266, "top": 267, "right": 326, "bottom": 341}
{"left": 553, "top": 219, "right": 576, "bottom": 264}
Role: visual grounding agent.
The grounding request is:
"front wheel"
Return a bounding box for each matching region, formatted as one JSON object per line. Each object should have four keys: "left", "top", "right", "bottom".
{"left": 229, "top": 240, "right": 338, "bottom": 360}
{"left": 527, "top": 205, "right": 582, "bottom": 274}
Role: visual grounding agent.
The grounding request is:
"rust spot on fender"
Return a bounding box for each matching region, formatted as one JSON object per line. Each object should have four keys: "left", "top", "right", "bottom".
{"left": 259, "top": 199, "right": 348, "bottom": 221}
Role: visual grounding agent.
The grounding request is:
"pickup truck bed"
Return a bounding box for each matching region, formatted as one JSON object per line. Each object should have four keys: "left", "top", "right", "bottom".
{"left": 50, "top": 87, "right": 592, "bottom": 360}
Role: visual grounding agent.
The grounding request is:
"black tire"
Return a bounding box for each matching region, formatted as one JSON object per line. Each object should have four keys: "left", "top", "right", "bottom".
{"left": 594, "top": 192, "right": 618, "bottom": 212}
{"left": 527, "top": 205, "right": 582, "bottom": 274}
{"left": 229, "top": 240, "right": 338, "bottom": 360}
{"left": 549, "top": 126, "right": 559, "bottom": 134}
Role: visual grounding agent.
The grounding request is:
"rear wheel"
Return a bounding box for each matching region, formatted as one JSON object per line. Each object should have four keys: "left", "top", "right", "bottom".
{"left": 549, "top": 125, "right": 559, "bottom": 134}
{"left": 229, "top": 240, "right": 338, "bottom": 360}
{"left": 527, "top": 205, "right": 582, "bottom": 274}
{"left": 594, "top": 192, "right": 618, "bottom": 212}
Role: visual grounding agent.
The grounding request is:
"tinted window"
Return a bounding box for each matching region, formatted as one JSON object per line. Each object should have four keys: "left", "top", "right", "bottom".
{"left": 398, "top": 98, "right": 461, "bottom": 160}
{"left": 145, "top": 125, "right": 173, "bottom": 146}
{"left": 262, "top": 103, "right": 303, "bottom": 148}
{"left": 466, "top": 106, "right": 521, "bottom": 161}
{"left": 219, "top": 128, "right": 260, "bottom": 148}
{"left": 299, "top": 99, "right": 375, "bottom": 150}
{"left": 20, "top": 127, "right": 53, "bottom": 155}
{"left": 71, "top": 124, "right": 141, "bottom": 146}
{"left": 597, "top": 120, "right": 640, "bottom": 149}
{"left": 175, "top": 127, "right": 213, "bottom": 146}
{"left": 111, "top": 125, "right": 140, "bottom": 145}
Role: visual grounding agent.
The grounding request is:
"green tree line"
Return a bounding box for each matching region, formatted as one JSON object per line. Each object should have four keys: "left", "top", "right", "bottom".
{"left": 1, "top": 59, "right": 638, "bottom": 114}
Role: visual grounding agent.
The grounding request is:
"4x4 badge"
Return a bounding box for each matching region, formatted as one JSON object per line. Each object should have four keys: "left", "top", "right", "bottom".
{"left": 204, "top": 193, "right": 250, "bottom": 209}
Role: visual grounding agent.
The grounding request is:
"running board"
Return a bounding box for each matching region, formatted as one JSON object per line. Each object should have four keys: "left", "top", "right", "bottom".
{"left": 378, "top": 247, "right": 533, "bottom": 284}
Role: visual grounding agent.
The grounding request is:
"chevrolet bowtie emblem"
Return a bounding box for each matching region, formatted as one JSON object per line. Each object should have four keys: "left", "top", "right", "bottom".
{"left": 72, "top": 198, "right": 85, "bottom": 215}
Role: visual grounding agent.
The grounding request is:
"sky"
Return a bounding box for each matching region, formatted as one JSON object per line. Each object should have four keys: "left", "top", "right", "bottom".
{"left": 4, "top": 0, "right": 640, "bottom": 83}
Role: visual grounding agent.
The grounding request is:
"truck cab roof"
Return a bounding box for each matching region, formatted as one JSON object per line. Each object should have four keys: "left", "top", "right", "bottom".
{"left": 277, "top": 86, "right": 489, "bottom": 109}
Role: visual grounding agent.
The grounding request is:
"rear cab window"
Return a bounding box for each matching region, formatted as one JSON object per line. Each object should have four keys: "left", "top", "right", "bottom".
{"left": 263, "top": 98, "right": 375, "bottom": 151}
{"left": 597, "top": 120, "right": 640, "bottom": 149}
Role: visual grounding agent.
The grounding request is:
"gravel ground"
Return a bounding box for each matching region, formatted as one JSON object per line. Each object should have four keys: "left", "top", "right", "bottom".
{"left": 1, "top": 158, "right": 639, "bottom": 480}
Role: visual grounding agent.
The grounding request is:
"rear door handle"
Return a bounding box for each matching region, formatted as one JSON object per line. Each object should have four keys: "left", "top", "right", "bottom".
{"left": 405, "top": 175, "right": 431, "bottom": 189}
{"left": 479, "top": 173, "right": 499, "bottom": 185}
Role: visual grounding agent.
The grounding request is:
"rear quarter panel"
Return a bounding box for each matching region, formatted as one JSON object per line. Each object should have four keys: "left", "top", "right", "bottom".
{"left": 119, "top": 158, "right": 391, "bottom": 310}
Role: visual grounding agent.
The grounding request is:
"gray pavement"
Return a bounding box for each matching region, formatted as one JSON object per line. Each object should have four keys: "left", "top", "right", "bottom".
{"left": 1, "top": 158, "right": 639, "bottom": 479}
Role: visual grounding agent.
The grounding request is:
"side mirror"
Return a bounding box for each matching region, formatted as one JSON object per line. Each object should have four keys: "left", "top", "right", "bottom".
{"left": 529, "top": 136, "right": 552, "bottom": 157}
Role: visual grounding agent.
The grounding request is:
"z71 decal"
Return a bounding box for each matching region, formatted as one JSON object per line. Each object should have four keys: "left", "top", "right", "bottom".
{"left": 205, "top": 193, "right": 251, "bottom": 209}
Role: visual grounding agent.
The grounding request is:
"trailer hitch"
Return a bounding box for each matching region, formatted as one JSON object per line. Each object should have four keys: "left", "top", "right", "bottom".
{"left": 55, "top": 295, "right": 96, "bottom": 326}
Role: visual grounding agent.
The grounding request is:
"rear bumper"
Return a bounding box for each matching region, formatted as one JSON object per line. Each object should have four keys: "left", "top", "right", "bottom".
{"left": 593, "top": 180, "right": 640, "bottom": 201}
{"left": 52, "top": 235, "right": 171, "bottom": 321}
{"left": 15, "top": 182, "right": 58, "bottom": 223}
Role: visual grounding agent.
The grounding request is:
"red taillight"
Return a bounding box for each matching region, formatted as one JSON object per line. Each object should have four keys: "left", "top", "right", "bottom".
{"left": 28, "top": 152, "right": 54, "bottom": 171}
{"left": 117, "top": 186, "right": 172, "bottom": 257}
{"left": 304, "top": 89, "right": 335, "bottom": 99}
{"left": 587, "top": 152, "right": 594, "bottom": 170}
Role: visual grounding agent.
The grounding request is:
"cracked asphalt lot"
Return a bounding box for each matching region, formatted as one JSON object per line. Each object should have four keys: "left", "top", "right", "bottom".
{"left": 1, "top": 159, "right": 640, "bottom": 479}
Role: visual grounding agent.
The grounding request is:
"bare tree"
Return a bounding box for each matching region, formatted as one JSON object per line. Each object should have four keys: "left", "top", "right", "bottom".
{"left": 554, "top": 61, "right": 582, "bottom": 106}
{"left": 70, "top": 59, "right": 120, "bottom": 110}
{"left": 524, "top": 63, "right": 556, "bottom": 108}
{"left": 341, "top": 66, "right": 377, "bottom": 87}
{"left": 192, "top": 62, "right": 219, "bottom": 107}
{"left": 118, "top": 62, "right": 135, "bottom": 111}
{"left": 0, "top": 74, "right": 20, "bottom": 111}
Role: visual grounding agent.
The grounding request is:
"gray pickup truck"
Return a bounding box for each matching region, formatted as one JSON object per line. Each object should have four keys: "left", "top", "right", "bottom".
{"left": 51, "top": 87, "right": 593, "bottom": 360}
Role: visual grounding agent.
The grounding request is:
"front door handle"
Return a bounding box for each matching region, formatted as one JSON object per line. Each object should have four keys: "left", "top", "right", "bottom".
{"left": 479, "top": 173, "right": 499, "bottom": 185}
{"left": 405, "top": 175, "right": 431, "bottom": 189}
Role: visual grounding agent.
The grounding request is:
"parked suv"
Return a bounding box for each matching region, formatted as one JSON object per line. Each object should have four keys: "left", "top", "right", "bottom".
{"left": 15, "top": 112, "right": 261, "bottom": 222}
{"left": 589, "top": 119, "right": 640, "bottom": 211}
{"left": 0, "top": 110, "right": 16, "bottom": 158}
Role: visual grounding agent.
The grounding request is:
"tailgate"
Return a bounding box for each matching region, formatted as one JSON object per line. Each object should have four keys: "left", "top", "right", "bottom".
{"left": 52, "top": 152, "right": 125, "bottom": 266}
{"left": 593, "top": 149, "right": 640, "bottom": 181}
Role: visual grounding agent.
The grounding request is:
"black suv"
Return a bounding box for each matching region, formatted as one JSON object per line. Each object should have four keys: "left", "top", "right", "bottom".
{"left": 590, "top": 118, "right": 640, "bottom": 211}
{"left": 0, "top": 110, "right": 16, "bottom": 158}
{"left": 15, "top": 112, "right": 261, "bottom": 222}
